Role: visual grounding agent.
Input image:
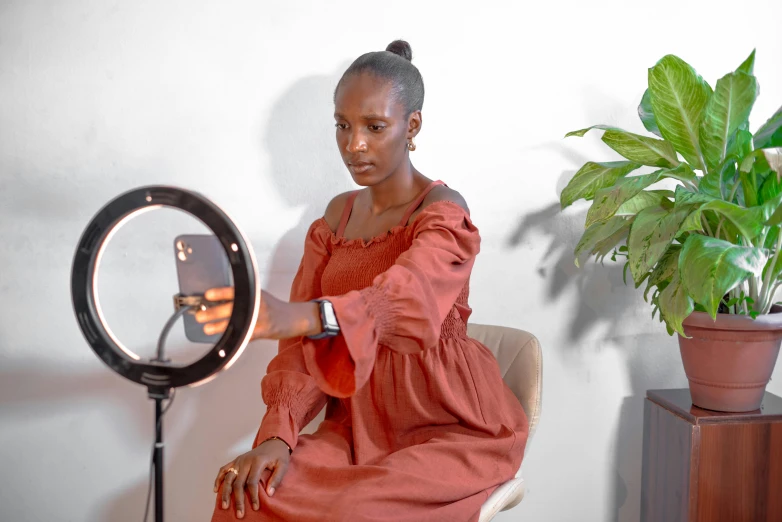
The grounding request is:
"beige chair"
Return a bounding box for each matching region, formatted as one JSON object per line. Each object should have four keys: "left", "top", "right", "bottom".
{"left": 467, "top": 324, "right": 543, "bottom": 522}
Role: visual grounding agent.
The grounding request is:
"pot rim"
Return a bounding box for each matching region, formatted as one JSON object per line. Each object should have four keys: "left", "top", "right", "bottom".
{"left": 683, "top": 304, "right": 782, "bottom": 332}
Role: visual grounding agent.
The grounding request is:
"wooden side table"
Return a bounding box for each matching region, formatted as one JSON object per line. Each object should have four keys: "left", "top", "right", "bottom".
{"left": 641, "top": 389, "right": 782, "bottom": 522}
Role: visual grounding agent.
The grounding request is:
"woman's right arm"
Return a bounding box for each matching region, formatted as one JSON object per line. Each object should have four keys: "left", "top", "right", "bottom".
{"left": 254, "top": 218, "right": 333, "bottom": 451}
{"left": 212, "top": 218, "right": 335, "bottom": 518}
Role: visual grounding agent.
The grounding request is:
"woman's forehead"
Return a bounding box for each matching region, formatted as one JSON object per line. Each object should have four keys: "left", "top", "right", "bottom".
{"left": 334, "top": 74, "right": 401, "bottom": 119}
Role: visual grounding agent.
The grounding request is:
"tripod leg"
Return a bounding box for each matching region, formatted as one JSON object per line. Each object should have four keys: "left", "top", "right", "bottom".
{"left": 155, "top": 397, "right": 164, "bottom": 522}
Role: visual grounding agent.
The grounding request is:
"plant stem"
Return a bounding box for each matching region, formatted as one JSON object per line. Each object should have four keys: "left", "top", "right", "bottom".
{"left": 715, "top": 217, "right": 725, "bottom": 241}
{"left": 728, "top": 177, "right": 741, "bottom": 203}
{"left": 769, "top": 281, "right": 782, "bottom": 311}
{"left": 701, "top": 214, "right": 714, "bottom": 237}
{"left": 760, "top": 231, "right": 782, "bottom": 313}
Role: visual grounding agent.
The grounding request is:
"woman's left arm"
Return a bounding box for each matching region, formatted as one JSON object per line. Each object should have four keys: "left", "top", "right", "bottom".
{"left": 301, "top": 200, "right": 480, "bottom": 397}
{"left": 196, "top": 201, "right": 479, "bottom": 399}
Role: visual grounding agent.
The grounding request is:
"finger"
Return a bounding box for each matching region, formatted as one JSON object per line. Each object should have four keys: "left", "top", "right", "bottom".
{"left": 266, "top": 459, "right": 289, "bottom": 497}
{"left": 205, "top": 287, "right": 235, "bottom": 302}
{"left": 221, "top": 470, "right": 237, "bottom": 510}
{"left": 234, "top": 465, "right": 251, "bottom": 518}
{"left": 204, "top": 319, "right": 229, "bottom": 336}
{"left": 214, "top": 462, "right": 235, "bottom": 493}
{"left": 195, "top": 302, "right": 233, "bottom": 324}
{"left": 246, "top": 461, "right": 264, "bottom": 511}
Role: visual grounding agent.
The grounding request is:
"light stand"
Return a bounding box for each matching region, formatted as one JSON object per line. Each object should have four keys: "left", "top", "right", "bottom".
{"left": 70, "top": 186, "right": 260, "bottom": 522}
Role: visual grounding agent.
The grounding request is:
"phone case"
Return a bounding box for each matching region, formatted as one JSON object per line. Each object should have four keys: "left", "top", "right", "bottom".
{"left": 173, "top": 234, "right": 234, "bottom": 343}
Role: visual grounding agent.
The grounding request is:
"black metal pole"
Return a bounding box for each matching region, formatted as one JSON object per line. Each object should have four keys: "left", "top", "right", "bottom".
{"left": 155, "top": 396, "right": 164, "bottom": 522}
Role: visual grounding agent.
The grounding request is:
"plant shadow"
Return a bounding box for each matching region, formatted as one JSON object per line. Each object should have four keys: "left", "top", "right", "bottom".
{"left": 508, "top": 172, "right": 686, "bottom": 519}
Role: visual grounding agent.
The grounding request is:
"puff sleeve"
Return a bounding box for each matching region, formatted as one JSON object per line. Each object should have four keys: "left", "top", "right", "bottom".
{"left": 255, "top": 220, "right": 332, "bottom": 451}
{"left": 301, "top": 201, "right": 480, "bottom": 398}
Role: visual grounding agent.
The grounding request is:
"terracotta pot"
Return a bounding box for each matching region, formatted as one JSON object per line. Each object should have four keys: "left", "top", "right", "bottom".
{"left": 679, "top": 305, "right": 782, "bottom": 412}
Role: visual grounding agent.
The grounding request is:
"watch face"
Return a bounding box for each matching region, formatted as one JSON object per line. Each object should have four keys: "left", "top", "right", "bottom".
{"left": 322, "top": 302, "right": 338, "bottom": 328}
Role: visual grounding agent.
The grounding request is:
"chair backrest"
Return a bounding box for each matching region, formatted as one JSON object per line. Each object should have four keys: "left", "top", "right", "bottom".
{"left": 467, "top": 324, "right": 543, "bottom": 444}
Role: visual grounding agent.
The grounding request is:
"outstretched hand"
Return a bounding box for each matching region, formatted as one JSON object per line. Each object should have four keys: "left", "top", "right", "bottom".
{"left": 195, "top": 287, "right": 322, "bottom": 340}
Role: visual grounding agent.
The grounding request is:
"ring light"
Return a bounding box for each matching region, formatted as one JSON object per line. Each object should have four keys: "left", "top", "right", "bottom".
{"left": 70, "top": 185, "right": 260, "bottom": 389}
{"left": 70, "top": 185, "right": 261, "bottom": 522}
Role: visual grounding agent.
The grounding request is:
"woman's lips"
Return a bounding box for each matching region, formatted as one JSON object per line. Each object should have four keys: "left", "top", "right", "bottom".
{"left": 349, "top": 162, "right": 373, "bottom": 174}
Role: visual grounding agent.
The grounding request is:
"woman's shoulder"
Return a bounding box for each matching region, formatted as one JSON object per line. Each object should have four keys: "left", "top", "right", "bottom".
{"left": 406, "top": 183, "right": 470, "bottom": 225}
{"left": 322, "top": 190, "right": 358, "bottom": 233}
{"left": 422, "top": 184, "right": 469, "bottom": 213}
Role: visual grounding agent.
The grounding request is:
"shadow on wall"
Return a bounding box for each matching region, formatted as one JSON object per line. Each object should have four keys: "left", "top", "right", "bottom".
{"left": 507, "top": 139, "right": 686, "bottom": 522}
{"left": 507, "top": 170, "right": 643, "bottom": 344}
{"left": 95, "top": 66, "right": 355, "bottom": 522}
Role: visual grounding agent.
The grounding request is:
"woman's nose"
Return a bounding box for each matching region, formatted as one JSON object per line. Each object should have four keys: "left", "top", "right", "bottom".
{"left": 347, "top": 132, "right": 368, "bottom": 153}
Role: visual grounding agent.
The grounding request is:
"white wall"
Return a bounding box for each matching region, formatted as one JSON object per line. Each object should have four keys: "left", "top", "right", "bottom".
{"left": 2, "top": 1, "right": 781, "bottom": 521}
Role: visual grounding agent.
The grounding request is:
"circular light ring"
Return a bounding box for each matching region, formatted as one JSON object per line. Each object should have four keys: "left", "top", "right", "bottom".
{"left": 71, "top": 186, "right": 260, "bottom": 389}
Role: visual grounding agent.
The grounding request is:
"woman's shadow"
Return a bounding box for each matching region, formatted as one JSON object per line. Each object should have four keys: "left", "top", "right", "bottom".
{"left": 97, "top": 66, "right": 353, "bottom": 521}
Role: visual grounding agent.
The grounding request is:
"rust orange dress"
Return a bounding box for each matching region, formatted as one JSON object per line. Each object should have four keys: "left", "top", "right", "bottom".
{"left": 212, "top": 180, "right": 528, "bottom": 522}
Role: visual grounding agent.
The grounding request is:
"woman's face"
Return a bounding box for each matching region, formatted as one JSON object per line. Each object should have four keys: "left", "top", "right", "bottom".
{"left": 334, "top": 72, "right": 419, "bottom": 186}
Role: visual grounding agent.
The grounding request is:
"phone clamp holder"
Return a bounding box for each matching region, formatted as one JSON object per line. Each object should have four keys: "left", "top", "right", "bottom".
{"left": 70, "top": 186, "right": 260, "bottom": 522}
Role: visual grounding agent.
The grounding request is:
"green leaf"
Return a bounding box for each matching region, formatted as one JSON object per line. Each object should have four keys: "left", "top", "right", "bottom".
{"left": 601, "top": 130, "right": 680, "bottom": 168}
{"left": 698, "top": 170, "right": 723, "bottom": 199}
{"left": 760, "top": 192, "right": 782, "bottom": 220}
{"left": 564, "top": 125, "right": 614, "bottom": 138}
{"left": 560, "top": 161, "right": 641, "bottom": 209}
{"left": 698, "top": 199, "right": 765, "bottom": 239}
{"left": 699, "top": 72, "right": 758, "bottom": 173}
{"left": 765, "top": 226, "right": 779, "bottom": 250}
{"left": 675, "top": 185, "right": 715, "bottom": 207}
{"left": 648, "top": 55, "right": 712, "bottom": 172}
{"left": 616, "top": 190, "right": 672, "bottom": 216}
{"left": 574, "top": 216, "right": 632, "bottom": 267}
{"left": 679, "top": 207, "right": 704, "bottom": 233}
{"left": 736, "top": 49, "right": 756, "bottom": 75}
{"left": 658, "top": 270, "right": 694, "bottom": 336}
{"left": 739, "top": 169, "right": 759, "bottom": 208}
{"left": 765, "top": 197, "right": 782, "bottom": 227}
{"left": 754, "top": 106, "right": 782, "bottom": 149}
{"left": 564, "top": 125, "right": 680, "bottom": 168}
{"left": 727, "top": 128, "right": 753, "bottom": 162}
{"left": 762, "top": 251, "right": 782, "bottom": 287}
{"left": 638, "top": 89, "right": 662, "bottom": 138}
{"left": 595, "top": 224, "right": 631, "bottom": 263}
{"left": 649, "top": 243, "right": 682, "bottom": 288}
{"left": 585, "top": 172, "right": 663, "bottom": 227}
{"left": 659, "top": 163, "right": 697, "bottom": 186}
{"left": 628, "top": 205, "right": 692, "bottom": 283}
{"left": 679, "top": 234, "right": 766, "bottom": 318}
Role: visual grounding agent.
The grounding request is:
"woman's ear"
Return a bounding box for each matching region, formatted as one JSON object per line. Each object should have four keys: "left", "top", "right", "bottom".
{"left": 407, "top": 110, "right": 422, "bottom": 138}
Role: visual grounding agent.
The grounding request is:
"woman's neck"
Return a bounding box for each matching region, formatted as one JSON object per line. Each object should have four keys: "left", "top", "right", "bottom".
{"left": 366, "top": 164, "right": 428, "bottom": 216}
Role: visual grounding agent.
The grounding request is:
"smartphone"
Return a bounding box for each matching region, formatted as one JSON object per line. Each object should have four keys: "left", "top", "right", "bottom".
{"left": 173, "top": 234, "right": 233, "bottom": 343}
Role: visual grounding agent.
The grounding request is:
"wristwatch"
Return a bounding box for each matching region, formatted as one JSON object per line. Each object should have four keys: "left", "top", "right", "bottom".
{"left": 308, "top": 299, "right": 340, "bottom": 339}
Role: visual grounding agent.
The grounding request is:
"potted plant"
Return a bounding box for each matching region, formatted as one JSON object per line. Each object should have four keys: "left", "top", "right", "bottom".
{"left": 561, "top": 50, "right": 782, "bottom": 412}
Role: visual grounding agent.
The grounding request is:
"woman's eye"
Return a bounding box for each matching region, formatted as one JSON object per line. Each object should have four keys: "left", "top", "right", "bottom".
{"left": 335, "top": 123, "right": 347, "bottom": 130}
{"left": 369, "top": 125, "right": 385, "bottom": 132}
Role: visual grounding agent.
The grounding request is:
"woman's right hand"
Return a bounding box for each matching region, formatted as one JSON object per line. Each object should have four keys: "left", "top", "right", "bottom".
{"left": 196, "top": 287, "right": 322, "bottom": 340}
{"left": 214, "top": 439, "right": 291, "bottom": 518}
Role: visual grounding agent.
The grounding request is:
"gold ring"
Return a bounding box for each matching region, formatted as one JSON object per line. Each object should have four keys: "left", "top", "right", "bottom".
{"left": 227, "top": 467, "right": 238, "bottom": 476}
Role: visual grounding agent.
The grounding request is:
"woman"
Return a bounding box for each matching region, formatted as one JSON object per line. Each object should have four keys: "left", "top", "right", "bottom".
{"left": 200, "top": 40, "right": 529, "bottom": 522}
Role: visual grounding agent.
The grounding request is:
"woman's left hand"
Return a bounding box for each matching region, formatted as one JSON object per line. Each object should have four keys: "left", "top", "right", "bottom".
{"left": 195, "top": 287, "right": 322, "bottom": 340}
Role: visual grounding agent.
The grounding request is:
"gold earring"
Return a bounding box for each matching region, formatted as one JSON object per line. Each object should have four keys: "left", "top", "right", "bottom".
{"left": 407, "top": 139, "right": 416, "bottom": 151}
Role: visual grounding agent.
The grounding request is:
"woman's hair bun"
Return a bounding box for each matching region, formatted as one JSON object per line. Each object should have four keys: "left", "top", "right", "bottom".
{"left": 385, "top": 40, "right": 413, "bottom": 62}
